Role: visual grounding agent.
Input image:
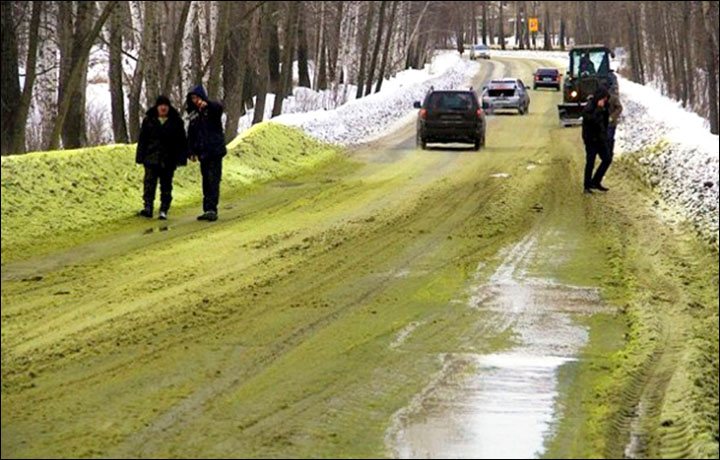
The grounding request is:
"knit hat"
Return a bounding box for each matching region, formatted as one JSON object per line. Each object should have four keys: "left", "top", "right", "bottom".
{"left": 155, "top": 95, "right": 171, "bottom": 107}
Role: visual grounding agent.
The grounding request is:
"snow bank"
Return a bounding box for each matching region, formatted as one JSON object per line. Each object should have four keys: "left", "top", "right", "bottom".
{"left": 615, "top": 76, "right": 719, "bottom": 246}
{"left": 489, "top": 49, "right": 570, "bottom": 63}
{"left": 255, "top": 51, "right": 478, "bottom": 145}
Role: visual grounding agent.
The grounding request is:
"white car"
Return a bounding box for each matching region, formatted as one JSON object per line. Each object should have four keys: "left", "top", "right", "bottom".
{"left": 470, "top": 44, "right": 491, "bottom": 60}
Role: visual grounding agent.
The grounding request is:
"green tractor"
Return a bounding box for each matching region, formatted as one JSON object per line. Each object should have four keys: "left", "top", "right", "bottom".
{"left": 557, "top": 44, "right": 618, "bottom": 126}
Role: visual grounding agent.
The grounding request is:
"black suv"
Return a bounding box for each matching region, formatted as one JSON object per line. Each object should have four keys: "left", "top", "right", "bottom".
{"left": 414, "top": 90, "right": 486, "bottom": 150}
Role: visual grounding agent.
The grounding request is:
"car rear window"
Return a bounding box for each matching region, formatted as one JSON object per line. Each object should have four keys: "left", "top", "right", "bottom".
{"left": 537, "top": 69, "right": 559, "bottom": 76}
{"left": 426, "top": 92, "right": 476, "bottom": 110}
{"left": 488, "top": 89, "right": 516, "bottom": 97}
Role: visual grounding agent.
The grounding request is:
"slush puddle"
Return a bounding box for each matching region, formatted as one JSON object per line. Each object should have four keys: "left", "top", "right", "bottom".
{"left": 391, "top": 234, "right": 604, "bottom": 459}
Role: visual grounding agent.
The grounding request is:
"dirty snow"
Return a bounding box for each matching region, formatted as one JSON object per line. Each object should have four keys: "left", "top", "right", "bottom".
{"left": 615, "top": 76, "right": 719, "bottom": 247}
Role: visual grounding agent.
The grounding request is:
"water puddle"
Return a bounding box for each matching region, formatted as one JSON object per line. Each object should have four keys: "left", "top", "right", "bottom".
{"left": 390, "top": 234, "right": 604, "bottom": 459}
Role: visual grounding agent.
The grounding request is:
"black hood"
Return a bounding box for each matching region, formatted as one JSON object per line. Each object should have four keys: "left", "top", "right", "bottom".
{"left": 185, "top": 84, "right": 209, "bottom": 113}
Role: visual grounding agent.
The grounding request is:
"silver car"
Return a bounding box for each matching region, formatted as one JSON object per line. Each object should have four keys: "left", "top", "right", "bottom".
{"left": 470, "top": 44, "right": 491, "bottom": 60}
{"left": 481, "top": 78, "right": 531, "bottom": 115}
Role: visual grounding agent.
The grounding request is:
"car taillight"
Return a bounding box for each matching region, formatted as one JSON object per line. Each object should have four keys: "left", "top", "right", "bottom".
{"left": 536, "top": 76, "right": 540, "bottom": 81}
{"left": 420, "top": 108, "right": 427, "bottom": 119}
{"left": 476, "top": 108, "right": 483, "bottom": 117}
{"left": 556, "top": 75, "right": 561, "bottom": 81}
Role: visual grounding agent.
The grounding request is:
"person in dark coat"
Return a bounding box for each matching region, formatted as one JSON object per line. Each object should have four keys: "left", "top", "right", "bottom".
{"left": 581, "top": 86, "right": 611, "bottom": 193}
{"left": 185, "top": 85, "right": 226, "bottom": 221}
{"left": 136, "top": 95, "right": 188, "bottom": 219}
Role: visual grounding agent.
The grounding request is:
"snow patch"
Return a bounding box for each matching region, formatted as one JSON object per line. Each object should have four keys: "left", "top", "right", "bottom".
{"left": 615, "top": 76, "right": 719, "bottom": 247}
{"left": 263, "top": 51, "right": 479, "bottom": 145}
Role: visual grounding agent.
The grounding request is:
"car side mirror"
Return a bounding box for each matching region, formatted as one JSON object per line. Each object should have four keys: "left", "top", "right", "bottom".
{"left": 413, "top": 101, "right": 421, "bottom": 109}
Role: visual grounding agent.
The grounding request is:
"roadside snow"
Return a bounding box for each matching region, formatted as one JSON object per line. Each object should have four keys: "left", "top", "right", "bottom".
{"left": 267, "top": 51, "right": 479, "bottom": 145}
{"left": 615, "top": 76, "right": 719, "bottom": 247}
{"left": 489, "top": 49, "right": 570, "bottom": 63}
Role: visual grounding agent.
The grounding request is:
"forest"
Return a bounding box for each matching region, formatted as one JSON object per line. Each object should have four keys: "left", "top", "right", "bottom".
{"left": 1, "top": 1, "right": 718, "bottom": 156}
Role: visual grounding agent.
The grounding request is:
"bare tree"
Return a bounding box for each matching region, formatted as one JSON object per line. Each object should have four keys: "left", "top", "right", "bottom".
{"left": 48, "top": 1, "right": 117, "bottom": 150}
{"left": 356, "top": 1, "right": 376, "bottom": 99}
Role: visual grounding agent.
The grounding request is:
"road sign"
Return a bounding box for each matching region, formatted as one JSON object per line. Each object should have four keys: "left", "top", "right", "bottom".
{"left": 529, "top": 17, "right": 539, "bottom": 32}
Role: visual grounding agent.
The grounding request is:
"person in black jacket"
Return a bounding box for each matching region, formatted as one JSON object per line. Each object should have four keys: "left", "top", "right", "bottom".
{"left": 136, "top": 95, "right": 188, "bottom": 219}
{"left": 185, "top": 85, "right": 226, "bottom": 222}
{"left": 581, "top": 86, "right": 611, "bottom": 193}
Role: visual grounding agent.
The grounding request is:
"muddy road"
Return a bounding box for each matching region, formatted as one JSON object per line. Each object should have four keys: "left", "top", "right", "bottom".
{"left": 2, "top": 57, "right": 717, "bottom": 459}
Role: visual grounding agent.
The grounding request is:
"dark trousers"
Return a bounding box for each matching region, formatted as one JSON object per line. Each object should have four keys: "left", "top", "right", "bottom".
{"left": 143, "top": 165, "right": 175, "bottom": 211}
{"left": 584, "top": 141, "right": 612, "bottom": 188}
{"left": 200, "top": 157, "right": 223, "bottom": 213}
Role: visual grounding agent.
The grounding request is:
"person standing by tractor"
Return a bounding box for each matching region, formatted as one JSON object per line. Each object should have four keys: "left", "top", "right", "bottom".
{"left": 581, "top": 86, "right": 612, "bottom": 194}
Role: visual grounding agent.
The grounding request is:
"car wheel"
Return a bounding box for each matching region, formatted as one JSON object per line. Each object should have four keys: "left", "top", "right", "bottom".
{"left": 474, "top": 138, "right": 481, "bottom": 151}
{"left": 416, "top": 132, "right": 426, "bottom": 150}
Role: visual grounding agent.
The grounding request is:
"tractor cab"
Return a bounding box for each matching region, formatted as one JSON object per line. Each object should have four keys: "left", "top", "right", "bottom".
{"left": 558, "top": 45, "right": 618, "bottom": 126}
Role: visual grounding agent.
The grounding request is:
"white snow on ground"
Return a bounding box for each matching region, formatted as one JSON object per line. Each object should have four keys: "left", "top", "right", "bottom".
{"left": 489, "top": 49, "right": 570, "bottom": 63}
{"left": 615, "top": 76, "right": 719, "bottom": 246}
{"left": 261, "top": 51, "right": 479, "bottom": 145}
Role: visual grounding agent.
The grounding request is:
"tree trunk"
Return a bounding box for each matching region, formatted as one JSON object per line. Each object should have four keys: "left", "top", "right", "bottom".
{"left": 365, "top": 1, "right": 387, "bottom": 96}
{"left": 1, "top": 0, "right": 21, "bottom": 154}
{"left": 499, "top": 1, "right": 505, "bottom": 49}
{"left": 253, "top": 3, "right": 271, "bottom": 125}
{"left": 356, "top": 1, "right": 376, "bottom": 99}
{"left": 700, "top": 1, "right": 719, "bottom": 134}
{"left": 543, "top": 3, "right": 551, "bottom": 50}
{"left": 206, "top": 1, "right": 231, "bottom": 99}
{"left": 162, "top": 1, "right": 192, "bottom": 96}
{"left": 109, "top": 5, "right": 128, "bottom": 144}
{"left": 191, "top": 21, "right": 203, "bottom": 85}
{"left": 328, "top": 1, "right": 344, "bottom": 83}
{"left": 268, "top": 12, "right": 281, "bottom": 94}
{"left": 223, "top": 2, "right": 251, "bottom": 140}
{"left": 317, "top": 36, "right": 328, "bottom": 90}
{"left": 48, "top": 1, "right": 118, "bottom": 150}
{"left": 142, "top": 1, "right": 161, "bottom": 108}
{"left": 482, "top": 1, "right": 488, "bottom": 45}
{"left": 375, "top": 1, "right": 398, "bottom": 93}
{"left": 61, "top": 1, "right": 95, "bottom": 149}
{"left": 272, "top": 2, "right": 299, "bottom": 117}
{"left": 297, "top": 6, "right": 311, "bottom": 88}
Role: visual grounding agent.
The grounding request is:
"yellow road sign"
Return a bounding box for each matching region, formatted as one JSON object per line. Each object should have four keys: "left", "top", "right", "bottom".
{"left": 529, "top": 17, "right": 539, "bottom": 32}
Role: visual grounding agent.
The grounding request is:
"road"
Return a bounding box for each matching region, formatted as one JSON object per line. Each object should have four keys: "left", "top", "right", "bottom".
{"left": 2, "top": 56, "right": 717, "bottom": 459}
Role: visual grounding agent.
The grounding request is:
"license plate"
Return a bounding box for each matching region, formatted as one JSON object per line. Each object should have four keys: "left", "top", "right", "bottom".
{"left": 543, "top": 77, "right": 551, "bottom": 81}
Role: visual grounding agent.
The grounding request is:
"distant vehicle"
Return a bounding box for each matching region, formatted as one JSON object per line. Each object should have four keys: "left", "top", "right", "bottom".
{"left": 470, "top": 44, "right": 491, "bottom": 60}
{"left": 481, "top": 78, "right": 531, "bottom": 115}
{"left": 533, "top": 68, "right": 562, "bottom": 91}
{"left": 414, "top": 90, "right": 486, "bottom": 151}
{"left": 557, "top": 44, "right": 618, "bottom": 125}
